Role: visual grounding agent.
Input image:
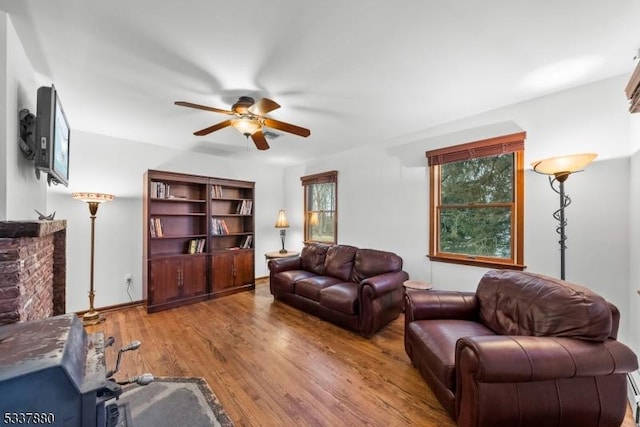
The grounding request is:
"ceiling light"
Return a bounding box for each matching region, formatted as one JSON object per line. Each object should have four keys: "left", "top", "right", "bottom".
{"left": 231, "top": 118, "right": 260, "bottom": 136}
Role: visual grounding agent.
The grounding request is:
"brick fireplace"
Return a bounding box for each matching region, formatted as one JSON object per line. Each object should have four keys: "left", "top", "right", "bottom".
{"left": 0, "top": 220, "right": 66, "bottom": 325}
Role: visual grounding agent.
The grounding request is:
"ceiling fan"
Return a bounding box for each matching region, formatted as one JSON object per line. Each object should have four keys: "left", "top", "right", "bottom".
{"left": 175, "top": 96, "right": 310, "bottom": 150}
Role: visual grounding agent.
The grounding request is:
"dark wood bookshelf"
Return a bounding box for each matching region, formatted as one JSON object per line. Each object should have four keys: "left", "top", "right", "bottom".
{"left": 143, "top": 170, "right": 255, "bottom": 313}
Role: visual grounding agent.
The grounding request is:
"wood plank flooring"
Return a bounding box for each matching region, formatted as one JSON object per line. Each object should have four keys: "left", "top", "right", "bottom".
{"left": 87, "top": 281, "right": 452, "bottom": 426}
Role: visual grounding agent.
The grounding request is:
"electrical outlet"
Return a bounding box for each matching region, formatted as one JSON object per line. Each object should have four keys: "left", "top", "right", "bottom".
{"left": 124, "top": 273, "right": 132, "bottom": 285}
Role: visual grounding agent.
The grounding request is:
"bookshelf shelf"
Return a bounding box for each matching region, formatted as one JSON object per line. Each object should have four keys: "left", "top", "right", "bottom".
{"left": 143, "top": 170, "right": 255, "bottom": 313}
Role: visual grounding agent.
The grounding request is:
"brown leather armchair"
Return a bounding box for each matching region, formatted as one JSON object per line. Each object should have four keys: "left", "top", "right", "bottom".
{"left": 404, "top": 270, "right": 638, "bottom": 427}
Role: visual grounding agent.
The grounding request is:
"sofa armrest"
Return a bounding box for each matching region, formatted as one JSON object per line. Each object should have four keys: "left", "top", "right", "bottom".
{"left": 404, "top": 290, "right": 478, "bottom": 322}
{"left": 359, "top": 270, "right": 408, "bottom": 337}
{"left": 268, "top": 256, "right": 302, "bottom": 274}
{"left": 456, "top": 335, "right": 638, "bottom": 383}
{"left": 360, "top": 271, "right": 409, "bottom": 298}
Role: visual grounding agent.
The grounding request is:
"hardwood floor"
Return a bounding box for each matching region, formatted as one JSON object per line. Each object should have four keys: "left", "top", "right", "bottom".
{"left": 87, "top": 281, "right": 453, "bottom": 426}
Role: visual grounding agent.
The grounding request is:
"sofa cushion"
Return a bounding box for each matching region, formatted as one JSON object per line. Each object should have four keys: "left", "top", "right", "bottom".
{"left": 300, "top": 243, "right": 330, "bottom": 275}
{"left": 272, "top": 270, "right": 316, "bottom": 294}
{"left": 408, "top": 319, "right": 495, "bottom": 391}
{"left": 477, "top": 270, "right": 612, "bottom": 341}
{"left": 324, "top": 245, "right": 358, "bottom": 282}
{"left": 319, "top": 282, "right": 359, "bottom": 314}
{"left": 295, "top": 276, "right": 343, "bottom": 301}
{"left": 350, "top": 248, "right": 403, "bottom": 283}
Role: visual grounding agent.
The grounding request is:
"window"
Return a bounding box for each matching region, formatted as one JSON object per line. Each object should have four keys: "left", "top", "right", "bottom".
{"left": 426, "top": 132, "right": 525, "bottom": 269}
{"left": 301, "top": 171, "right": 338, "bottom": 244}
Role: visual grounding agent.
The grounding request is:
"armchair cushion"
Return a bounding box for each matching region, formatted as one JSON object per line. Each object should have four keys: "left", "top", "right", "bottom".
{"left": 408, "top": 319, "right": 495, "bottom": 390}
{"left": 477, "top": 270, "right": 612, "bottom": 341}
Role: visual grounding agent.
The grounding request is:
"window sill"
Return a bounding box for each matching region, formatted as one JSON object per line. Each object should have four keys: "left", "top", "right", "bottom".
{"left": 427, "top": 254, "right": 526, "bottom": 270}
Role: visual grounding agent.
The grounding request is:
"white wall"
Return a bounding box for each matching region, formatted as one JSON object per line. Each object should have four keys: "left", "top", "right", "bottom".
{"left": 46, "top": 131, "right": 284, "bottom": 312}
{"left": 629, "top": 112, "right": 640, "bottom": 355}
{"left": 0, "top": 12, "right": 45, "bottom": 220}
{"left": 283, "top": 75, "right": 635, "bottom": 344}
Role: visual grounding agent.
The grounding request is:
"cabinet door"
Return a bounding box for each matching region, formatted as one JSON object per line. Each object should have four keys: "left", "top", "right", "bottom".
{"left": 211, "top": 252, "right": 235, "bottom": 292}
{"left": 181, "top": 256, "right": 208, "bottom": 298}
{"left": 234, "top": 250, "right": 254, "bottom": 287}
{"left": 148, "top": 258, "right": 181, "bottom": 306}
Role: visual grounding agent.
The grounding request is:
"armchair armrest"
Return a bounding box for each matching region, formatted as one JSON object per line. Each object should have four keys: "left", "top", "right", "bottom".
{"left": 268, "top": 256, "right": 302, "bottom": 274}
{"left": 404, "top": 290, "right": 478, "bottom": 322}
{"left": 456, "top": 335, "right": 638, "bottom": 383}
{"left": 360, "top": 271, "right": 409, "bottom": 298}
{"left": 455, "top": 335, "right": 638, "bottom": 427}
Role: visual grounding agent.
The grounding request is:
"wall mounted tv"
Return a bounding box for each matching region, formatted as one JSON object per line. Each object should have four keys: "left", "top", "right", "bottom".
{"left": 35, "top": 84, "right": 70, "bottom": 187}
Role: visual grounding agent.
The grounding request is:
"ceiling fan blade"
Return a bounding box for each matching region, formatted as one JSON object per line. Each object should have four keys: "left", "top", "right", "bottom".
{"left": 251, "top": 130, "right": 270, "bottom": 150}
{"left": 249, "top": 98, "right": 281, "bottom": 115}
{"left": 263, "top": 118, "right": 310, "bottom": 137}
{"left": 175, "top": 101, "right": 234, "bottom": 115}
{"left": 194, "top": 119, "right": 232, "bottom": 136}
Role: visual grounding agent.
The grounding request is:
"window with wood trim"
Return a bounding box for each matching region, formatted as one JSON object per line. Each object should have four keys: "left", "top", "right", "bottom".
{"left": 426, "top": 132, "right": 525, "bottom": 269}
{"left": 301, "top": 171, "right": 338, "bottom": 244}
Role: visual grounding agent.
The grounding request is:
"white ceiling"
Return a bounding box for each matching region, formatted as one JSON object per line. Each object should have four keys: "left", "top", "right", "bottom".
{"left": 2, "top": 1, "right": 639, "bottom": 166}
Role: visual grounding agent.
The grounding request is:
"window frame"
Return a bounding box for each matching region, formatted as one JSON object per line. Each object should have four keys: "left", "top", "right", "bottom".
{"left": 426, "top": 132, "right": 526, "bottom": 270}
{"left": 300, "top": 170, "right": 338, "bottom": 244}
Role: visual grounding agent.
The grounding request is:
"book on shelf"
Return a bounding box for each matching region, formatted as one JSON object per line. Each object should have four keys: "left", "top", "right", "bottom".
{"left": 236, "top": 199, "right": 253, "bottom": 215}
{"left": 241, "top": 235, "right": 253, "bottom": 249}
{"left": 211, "top": 218, "right": 229, "bottom": 235}
{"left": 212, "top": 185, "right": 223, "bottom": 199}
{"left": 150, "top": 181, "right": 171, "bottom": 199}
{"left": 150, "top": 217, "right": 164, "bottom": 237}
{"left": 187, "top": 238, "right": 206, "bottom": 254}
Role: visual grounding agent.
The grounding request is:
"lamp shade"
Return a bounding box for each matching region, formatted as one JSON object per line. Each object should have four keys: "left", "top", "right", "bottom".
{"left": 531, "top": 153, "right": 597, "bottom": 176}
{"left": 72, "top": 192, "right": 115, "bottom": 203}
{"left": 275, "top": 209, "right": 289, "bottom": 228}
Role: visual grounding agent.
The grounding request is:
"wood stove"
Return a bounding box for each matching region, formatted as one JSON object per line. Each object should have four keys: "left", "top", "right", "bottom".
{"left": 0, "top": 314, "right": 139, "bottom": 426}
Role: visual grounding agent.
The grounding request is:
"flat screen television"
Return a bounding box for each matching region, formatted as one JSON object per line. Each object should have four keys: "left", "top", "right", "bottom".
{"left": 35, "top": 84, "right": 70, "bottom": 186}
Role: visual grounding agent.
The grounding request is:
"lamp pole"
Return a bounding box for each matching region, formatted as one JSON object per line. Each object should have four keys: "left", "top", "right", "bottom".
{"left": 72, "top": 192, "right": 114, "bottom": 326}
{"left": 556, "top": 176, "right": 568, "bottom": 280}
{"left": 531, "top": 153, "right": 596, "bottom": 281}
{"left": 86, "top": 202, "right": 99, "bottom": 323}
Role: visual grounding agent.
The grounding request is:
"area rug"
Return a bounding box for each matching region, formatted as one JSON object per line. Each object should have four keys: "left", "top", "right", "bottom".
{"left": 116, "top": 376, "right": 234, "bottom": 427}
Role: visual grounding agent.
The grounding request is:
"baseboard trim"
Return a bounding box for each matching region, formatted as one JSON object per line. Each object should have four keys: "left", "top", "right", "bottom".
{"left": 76, "top": 300, "right": 144, "bottom": 316}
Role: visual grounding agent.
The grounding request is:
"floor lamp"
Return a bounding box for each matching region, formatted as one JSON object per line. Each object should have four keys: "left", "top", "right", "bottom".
{"left": 275, "top": 209, "right": 289, "bottom": 253}
{"left": 531, "top": 153, "right": 596, "bottom": 280}
{"left": 72, "top": 192, "right": 115, "bottom": 325}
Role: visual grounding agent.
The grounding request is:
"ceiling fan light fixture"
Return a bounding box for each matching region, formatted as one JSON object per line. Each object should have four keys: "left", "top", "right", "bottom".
{"left": 231, "top": 117, "right": 260, "bottom": 136}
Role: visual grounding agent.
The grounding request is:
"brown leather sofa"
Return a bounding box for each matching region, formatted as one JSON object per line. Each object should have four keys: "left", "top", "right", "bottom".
{"left": 268, "top": 242, "right": 408, "bottom": 337}
{"left": 404, "top": 269, "right": 638, "bottom": 427}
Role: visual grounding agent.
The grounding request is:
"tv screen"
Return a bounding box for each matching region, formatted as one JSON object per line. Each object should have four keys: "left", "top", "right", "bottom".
{"left": 35, "top": 84, "right": 70, "bottom": 186}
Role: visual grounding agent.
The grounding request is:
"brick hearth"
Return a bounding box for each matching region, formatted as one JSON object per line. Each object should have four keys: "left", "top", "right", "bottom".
{"left": 0, "top": 220, "right": 66, "bottom": 325}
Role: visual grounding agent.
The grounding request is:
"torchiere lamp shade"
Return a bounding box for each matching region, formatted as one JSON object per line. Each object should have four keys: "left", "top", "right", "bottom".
{"left": 531, "top": 153, "right": 597, "bottom": 180}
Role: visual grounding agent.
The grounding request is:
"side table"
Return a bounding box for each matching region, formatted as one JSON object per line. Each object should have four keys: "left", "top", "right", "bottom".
{"left": 402, "top": 280, "right": 432, "bottom": 313}
{"left": 265, "top": 251, "right": 299, "bottom": 261}
{"left": 403, "top": 280, "right": 433, "bottom": 291}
